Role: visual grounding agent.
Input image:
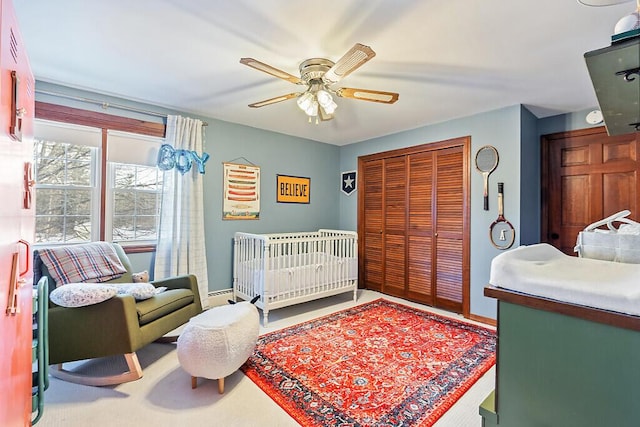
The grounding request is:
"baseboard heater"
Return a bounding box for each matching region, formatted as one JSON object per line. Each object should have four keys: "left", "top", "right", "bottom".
{"left": 206, "top": 288, "right": 233, "bottom": 307}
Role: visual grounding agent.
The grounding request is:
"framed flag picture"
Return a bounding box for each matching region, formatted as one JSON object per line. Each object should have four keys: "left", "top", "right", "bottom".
{"left": 341, "top": 170, "right": 357, "bottom": 196}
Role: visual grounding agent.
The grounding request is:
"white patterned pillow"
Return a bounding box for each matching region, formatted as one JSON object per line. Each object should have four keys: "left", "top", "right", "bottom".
{"left": 113, "top": 283, "right": 157, "bottom": 300}
{"left": 50, "top": 283, "right": 117, "bottom": 308}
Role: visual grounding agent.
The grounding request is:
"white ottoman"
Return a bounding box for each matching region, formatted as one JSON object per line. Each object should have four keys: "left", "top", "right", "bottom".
{"left": 177, "top": 302, "right": 259, "bottom": 393}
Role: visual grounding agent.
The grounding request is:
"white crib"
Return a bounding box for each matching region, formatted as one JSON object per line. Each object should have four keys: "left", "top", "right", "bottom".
{"left": 233, "top": 229, "right": 358, "bottom": 325}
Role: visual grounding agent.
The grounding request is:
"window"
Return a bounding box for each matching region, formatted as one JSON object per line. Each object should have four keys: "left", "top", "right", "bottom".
{"left": 109, "top": 163, "right": 163, "bottom": 242}
{"left": 33, "top": 119, "right": 164, "bottom": 246}
{"left": 33, "top": 138, "right": 99, "bottom": 243}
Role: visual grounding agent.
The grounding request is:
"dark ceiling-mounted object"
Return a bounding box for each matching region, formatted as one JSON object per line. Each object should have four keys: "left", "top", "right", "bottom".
{"left": 584, "top": 36, "right": 640, "bottom": 135}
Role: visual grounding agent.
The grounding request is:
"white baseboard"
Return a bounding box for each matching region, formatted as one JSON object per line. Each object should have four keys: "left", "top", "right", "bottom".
{"left": 206, "top": 288, "right": 233, "bottom": 307}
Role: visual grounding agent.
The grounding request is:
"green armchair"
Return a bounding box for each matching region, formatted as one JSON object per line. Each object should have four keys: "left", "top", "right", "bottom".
{"left": 34, "top": 243, "right": 203, "bottom": 386}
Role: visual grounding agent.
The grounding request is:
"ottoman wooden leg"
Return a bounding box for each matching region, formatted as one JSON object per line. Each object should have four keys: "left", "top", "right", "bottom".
{"left": 218, "top": 377, "right": 225, "bottom": 394}
{"left": 191, "top": 376, "right": 198, "bottom": 389}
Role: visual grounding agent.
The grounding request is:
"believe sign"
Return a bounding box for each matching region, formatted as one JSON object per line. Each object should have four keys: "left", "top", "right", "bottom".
{"left": 276, "top": 175, "right": 310, "bottom": 204}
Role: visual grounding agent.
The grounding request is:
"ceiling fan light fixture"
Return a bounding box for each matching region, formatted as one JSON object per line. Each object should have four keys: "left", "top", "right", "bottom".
{"left": 316, "top": 89, "right": 332, "bottom": 105}
{"left": 321, "top": 102, "right": 337, "bottom": 115}
{"left": 297, "top": 92, "right": 314, "bottom": 112}
{"left": 306, "top": 102, "right": 320, "bottom": 124}
{"left": 307, "top": 100, "right": 319, "bottom": 117}
{"left": 297, "top": 91, "right": 323, "bottom": 118}
{"left": 316, "top": 89, "right": 338, "bottom": 115}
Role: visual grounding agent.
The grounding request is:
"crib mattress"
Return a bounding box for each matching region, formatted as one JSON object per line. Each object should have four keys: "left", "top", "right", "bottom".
{"left": 237, "top": 255, "right": 357, "bottom": 298}
{"left": 490, "top": 243, "right": 640, "bottom": 316}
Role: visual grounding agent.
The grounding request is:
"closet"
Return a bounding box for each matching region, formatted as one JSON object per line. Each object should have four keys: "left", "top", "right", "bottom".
{"left": 358, "top": 137, "right": 469, "bottom": 315}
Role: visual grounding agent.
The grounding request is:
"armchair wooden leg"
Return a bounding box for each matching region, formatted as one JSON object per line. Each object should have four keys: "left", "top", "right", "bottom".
{"left": 49, "top": 352, "right": 143, "bottom": 386}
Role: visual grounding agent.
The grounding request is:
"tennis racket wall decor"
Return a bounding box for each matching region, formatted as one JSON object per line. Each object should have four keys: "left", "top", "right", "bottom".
{"left": 475, "top": 145, "right": 499, "bottom": 210}
{"left": 489, "top": 182, "right": 515, "bottom": 250}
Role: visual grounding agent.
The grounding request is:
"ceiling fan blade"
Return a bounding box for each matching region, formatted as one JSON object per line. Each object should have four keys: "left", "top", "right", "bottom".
{"left": 336, "top": 87, "right": 399, "bottom": 104}
{"left": 240, "top": 58, "right": 303, "bottom": 85}
{"left": 248, "top": 93, "right": 302, "bottom": 108}
{"left": 322, "top": 43, "right": 376, "bottom": 85}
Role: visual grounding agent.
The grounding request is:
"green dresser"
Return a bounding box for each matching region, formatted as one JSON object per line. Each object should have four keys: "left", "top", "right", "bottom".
{"left": 481, "top": 286, "right": 640, "bottom": 427}
{"left": 479, "top": 390, "right": 497, "bottom": 427}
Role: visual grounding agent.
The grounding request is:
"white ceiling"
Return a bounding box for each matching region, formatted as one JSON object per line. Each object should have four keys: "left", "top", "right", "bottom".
{"left": 13, "top": 0, "right": 636, "bottom": 146}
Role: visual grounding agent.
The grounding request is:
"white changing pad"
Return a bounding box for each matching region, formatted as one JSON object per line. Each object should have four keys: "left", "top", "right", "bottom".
{"left": 490, "top": 243, "right": 640, "bottom": 316}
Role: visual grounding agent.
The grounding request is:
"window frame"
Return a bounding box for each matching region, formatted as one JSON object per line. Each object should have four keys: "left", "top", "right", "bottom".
{"left": 34, "top": 101, "right": 166, "bottom": 253}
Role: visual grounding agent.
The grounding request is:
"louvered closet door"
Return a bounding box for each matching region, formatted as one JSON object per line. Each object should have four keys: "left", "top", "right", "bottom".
{"left": 358, "top": 137, "right": 469, "bottom": 316}
{"left": 407, "top": 151, "right": 434, "bottom": 304}
{"left": 382, "top": 156, "right": 407, "bottom": 298}
{"left": 362, "top": 159, "right": 383, "bottom": 291}
{"left": 434, "top": 146, "right": 464, "bottom": 312}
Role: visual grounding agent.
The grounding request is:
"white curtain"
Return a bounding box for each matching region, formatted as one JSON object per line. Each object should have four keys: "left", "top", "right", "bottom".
{"left": 154, "top": 115, "right": 209, "bottom": 307}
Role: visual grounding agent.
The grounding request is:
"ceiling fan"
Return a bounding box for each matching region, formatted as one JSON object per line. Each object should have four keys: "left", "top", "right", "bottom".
{"left": 240, "top": 43, "right": 399, "bottom": 123}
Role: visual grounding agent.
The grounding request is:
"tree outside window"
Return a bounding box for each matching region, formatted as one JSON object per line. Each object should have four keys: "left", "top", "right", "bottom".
{"left": 33, "top": 139, "right": 96, "bottom": 243}
{"left": 111, "top": 163, "right": 163, "bottom": 242}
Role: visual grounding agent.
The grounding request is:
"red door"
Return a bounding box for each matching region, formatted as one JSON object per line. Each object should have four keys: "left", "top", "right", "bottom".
{"left": 0, "top": 0, "right": 35, "bottom": 425}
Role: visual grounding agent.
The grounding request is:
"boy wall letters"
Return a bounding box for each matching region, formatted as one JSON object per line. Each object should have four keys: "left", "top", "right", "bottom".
{"left": 157, "top": 143, "right": 210, "bottom": 174}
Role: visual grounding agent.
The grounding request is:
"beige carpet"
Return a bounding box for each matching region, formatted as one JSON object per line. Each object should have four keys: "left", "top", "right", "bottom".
{"left": 37, "top": 290, "right": 495, "bottom": 427}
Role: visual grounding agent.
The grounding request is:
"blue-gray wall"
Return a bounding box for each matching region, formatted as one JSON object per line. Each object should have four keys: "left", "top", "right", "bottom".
{"left": 339, "top": 105, "right": 525, "bottom": 319}
{"left": 202, "top": 121, "right": 341, "bottom": 289}
{"left": 35, "top": 82, "right": 341, "bottom": 293}
{"left": 37, "top": 82, "right": 601, "bottom": 320}
{"left": 520, "top": 106, "right": 540, "bottom": 245}
{"left": 538, "top": 107, "right": 603, "bottom": 136}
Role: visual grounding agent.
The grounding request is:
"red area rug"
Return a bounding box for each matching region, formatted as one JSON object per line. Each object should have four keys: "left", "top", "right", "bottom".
{"left": 241, "top": 298, "right": 496, "bottom": 426}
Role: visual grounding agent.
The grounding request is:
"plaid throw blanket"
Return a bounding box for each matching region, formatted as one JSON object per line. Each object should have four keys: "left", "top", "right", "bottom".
{"left": 37, "top": 242, "right": 127, "bottom": 286}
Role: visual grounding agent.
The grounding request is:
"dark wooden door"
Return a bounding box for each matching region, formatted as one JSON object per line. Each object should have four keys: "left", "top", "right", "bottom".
{"left": 542, "top": 127, "right": 640, "bottom": 254}
{"left": 358, "top": 137, "right": 469, "bottom": 315}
